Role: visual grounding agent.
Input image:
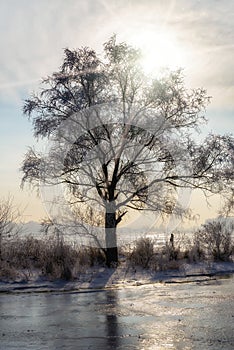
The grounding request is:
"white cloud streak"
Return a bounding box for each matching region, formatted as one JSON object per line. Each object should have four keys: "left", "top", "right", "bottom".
{"left": 0, "top": 0, "right": 233, "bottom": 107}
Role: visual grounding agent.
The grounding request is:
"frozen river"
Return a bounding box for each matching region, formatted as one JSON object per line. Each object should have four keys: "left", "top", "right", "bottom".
{"left": 0, "top": 275, "right": 233, "bottom": 349}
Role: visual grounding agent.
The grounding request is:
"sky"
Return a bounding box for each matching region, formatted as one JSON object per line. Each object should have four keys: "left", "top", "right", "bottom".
{"left": 0, "top": 0, "right": 233, "bottom": 226}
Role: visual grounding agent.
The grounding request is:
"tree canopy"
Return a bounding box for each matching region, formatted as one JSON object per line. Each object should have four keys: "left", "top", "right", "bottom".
{"left": 22, "top": 35, "right": 234, "bottom": 266}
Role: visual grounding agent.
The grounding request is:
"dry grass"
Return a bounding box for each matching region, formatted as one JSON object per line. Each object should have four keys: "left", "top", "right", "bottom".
{"left": 0, "top": 260, "right": 18, "bottom": 281}
{"left": 125, "top": 236, "right": 184, "bottom": 271}
{"left": 0, "top": 235, "right": 105, "bottom": 281}
{"left": 0, "top": 227, "right": 233, "bottom": 282}
{"left": 126, "top": 232, "right": 234, "bottom": 271}
{"left": 127, "top": 237, "right": 155, "bottom": 269}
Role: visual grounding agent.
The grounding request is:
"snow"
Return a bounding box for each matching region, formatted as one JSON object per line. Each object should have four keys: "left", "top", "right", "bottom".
{"left": 0, "top": 261, "right": 234, "bottom": 294}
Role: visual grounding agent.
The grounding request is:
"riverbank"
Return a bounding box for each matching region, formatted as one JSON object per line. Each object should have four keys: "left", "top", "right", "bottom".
{"left": 1, "top": 260, "right": 234, "bottom": 294}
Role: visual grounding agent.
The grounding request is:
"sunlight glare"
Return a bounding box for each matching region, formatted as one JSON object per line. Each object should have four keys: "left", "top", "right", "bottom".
{"left": 129, "top": 30, "right": 186, "bottom": 76}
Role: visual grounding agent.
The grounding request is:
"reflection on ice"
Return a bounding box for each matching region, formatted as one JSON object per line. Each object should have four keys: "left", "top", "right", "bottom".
{"left": 0, "top": 276, "right": 233, "bottom": 349}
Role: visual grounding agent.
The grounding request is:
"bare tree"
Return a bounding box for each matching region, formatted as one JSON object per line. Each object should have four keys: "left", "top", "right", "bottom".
{"left": 0, "top": 197, "right": 20, "bottom": 260}
{"left": 21, "top": 36, "right": 234, "bottom": 266}
{"left": 195, "top": 218, "right": 234, "bottom": 261}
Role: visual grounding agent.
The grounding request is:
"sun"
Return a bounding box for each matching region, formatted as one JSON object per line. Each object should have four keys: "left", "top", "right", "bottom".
{"left": 128, "top": 30, "right": 186, "bottom": 75}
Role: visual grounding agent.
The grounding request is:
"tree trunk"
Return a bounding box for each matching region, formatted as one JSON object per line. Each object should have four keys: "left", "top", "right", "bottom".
{"left": 105, "top": 209, "right": 118, "bottom": 267}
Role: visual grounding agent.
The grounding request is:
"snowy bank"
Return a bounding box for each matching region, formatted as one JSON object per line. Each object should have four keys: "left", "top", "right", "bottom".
{"left": 0, "top": 261, "right": 233, "bottom": 294}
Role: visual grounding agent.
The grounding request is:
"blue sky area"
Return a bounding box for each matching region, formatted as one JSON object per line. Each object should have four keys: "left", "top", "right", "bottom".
{"left": 0, "top": 0, "right": 233, "bottom": 226}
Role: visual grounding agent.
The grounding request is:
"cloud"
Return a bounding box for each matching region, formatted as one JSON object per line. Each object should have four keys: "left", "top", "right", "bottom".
{"left": 1, "top": 0, "right": 233, "bottom": 222}
{"left": 0, "top": 0, "right": 234, "bottom": 107}
{"left": 0, "top": 1, "right": 106, "bottom": 98}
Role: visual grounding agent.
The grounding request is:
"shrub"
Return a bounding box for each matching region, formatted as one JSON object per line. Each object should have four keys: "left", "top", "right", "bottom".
{"left": 0, "top": 235, "right": 108, "bottom": 281}
{"left": 128, "top": 237, "right": 155, "bottom": 269}
{"left": 195, "top": 219, "right": 234, "bottom": 261}
{"left": 185, "top": 240, "right": 205, "bottom": 263}
{"left": 0, "top": 261, "right": 17, "bottom": 281}
{"left": 1, "top": 236, "right": 45, "bottom": 269}
{"left": 154, "top": 254, "right": 181, "bottom": 271}
{"left": 41, "top": 238, "right": 79, "bottom": 280}
{"left": 163, "top": 241, "right": 180, "bottom": 261}
{"left": 86, "top": 247, "right": 106, "bottom": 266}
